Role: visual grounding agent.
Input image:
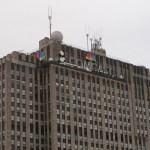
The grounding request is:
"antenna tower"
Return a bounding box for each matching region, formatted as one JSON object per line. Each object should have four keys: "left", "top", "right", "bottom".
{"left": 90, "top": 38, "right": 93, "bottom": 52}
{"left": 99, "top": 37, "right": 102, "bottom": 49}
{"left": 99, "top": 29, "right": 103, "bottom": 49}
{"left": 86, "top": 34, "right": 89, "bottom": 51}
{"left": 48, "top": 5, "right": 52, "bottom": 38}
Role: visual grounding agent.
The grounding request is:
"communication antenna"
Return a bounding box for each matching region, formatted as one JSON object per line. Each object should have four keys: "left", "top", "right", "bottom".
{"left": 85, "top": 24, "right": 89, "bottom": 51}
{"left": 100, "top": 29, "right": 103, "bottom": 48}
{"left": 99, "top": 37, "right": 102, "bottom": 49}
{"left": 86, "top": 34, "right": 89, "bottom": 51}
{"left": 93, "top": 30, "right": 97, "bottom": 50}
{"left": 48, "top": 4, "right": 52, "bottom": 38}
{"left": 90, "top": 38, "right": 93, "bottom": 52}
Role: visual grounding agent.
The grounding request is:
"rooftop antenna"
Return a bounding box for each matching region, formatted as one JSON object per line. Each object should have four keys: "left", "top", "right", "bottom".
{"left": 93, "top": 30, "right": 97, "bottom": 51}
{"left": 99, "top": 37, "right": 102, "bottom": 49}
{"left": 91, "top": 28, "right": 95, "bottom": 53}
{"left": 85, "top": 24, "right": 89, "bottom": 51}
{"left": 99, "top": 29, "right": 103, "bottom": 49}
{"left": 48, "top": 4, "right": 52, "bottom": 38}
{"left": 86, "top": 33, "right": 89, "bottom": 51}
{"left": 90, "top": 38, "right": 93, "bottom": 52}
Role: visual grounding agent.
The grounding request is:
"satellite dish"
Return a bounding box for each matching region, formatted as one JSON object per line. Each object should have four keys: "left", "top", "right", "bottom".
{"left": 51, "top": 31, "right": 63, "bottom": 42}
{"left": 60, "top": 50, "right": 64, "bottom": 56}
{"left": 60, "top": 57, "right": 65, "bottom": 62}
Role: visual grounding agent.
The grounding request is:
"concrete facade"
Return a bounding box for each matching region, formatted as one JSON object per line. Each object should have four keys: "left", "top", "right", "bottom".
{"left": 0, "top": 36, "right": 149, "bottom": 150}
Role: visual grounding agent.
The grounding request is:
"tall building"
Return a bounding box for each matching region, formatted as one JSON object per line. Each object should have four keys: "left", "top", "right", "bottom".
{"left": 0, "top": 31, "right": 149, "bottom": 150}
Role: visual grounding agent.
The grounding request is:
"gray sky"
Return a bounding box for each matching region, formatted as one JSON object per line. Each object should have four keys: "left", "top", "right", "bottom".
{"left": 0, "top": 0, "right": 150, "bottom": 68}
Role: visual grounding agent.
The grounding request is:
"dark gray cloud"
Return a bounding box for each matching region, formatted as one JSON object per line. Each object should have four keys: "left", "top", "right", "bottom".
{"left": 0, "top": 0, "right": 149, "bottom": 68}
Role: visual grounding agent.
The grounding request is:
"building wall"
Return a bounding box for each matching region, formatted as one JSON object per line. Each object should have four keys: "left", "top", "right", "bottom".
{"left": 0, "top": 37, "right": 149, "bottom": 150}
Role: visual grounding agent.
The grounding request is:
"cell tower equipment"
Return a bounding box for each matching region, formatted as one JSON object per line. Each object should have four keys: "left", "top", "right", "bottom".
{"left": 48, "top": 4, "right": 52, "bottom": 38}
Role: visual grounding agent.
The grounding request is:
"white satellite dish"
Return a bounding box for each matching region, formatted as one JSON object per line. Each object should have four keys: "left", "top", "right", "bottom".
{"left": 60, "top": 57, "right": 65, "bottom": 62}
{"left": 60, "top": 50, "right": 64, "bottom": 56}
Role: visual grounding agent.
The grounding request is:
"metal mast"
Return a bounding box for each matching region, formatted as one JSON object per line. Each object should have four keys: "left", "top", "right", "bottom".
{"left": 86, "top": 33, "right": 89, "bottom": 51}
{"left": 48, "top": 5, "right": 52, "bottom": 38}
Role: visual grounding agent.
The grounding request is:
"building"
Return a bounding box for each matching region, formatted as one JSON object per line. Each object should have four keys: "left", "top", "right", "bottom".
{"left": 0, "top": 31, "right": 149, "bottom": 150}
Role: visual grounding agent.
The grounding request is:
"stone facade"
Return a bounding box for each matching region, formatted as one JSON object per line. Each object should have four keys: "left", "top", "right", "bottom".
{"left": 0, "top": 37, "right": 149, "bottom": 150}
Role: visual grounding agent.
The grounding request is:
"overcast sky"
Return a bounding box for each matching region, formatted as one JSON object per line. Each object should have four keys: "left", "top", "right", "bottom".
{"left": 0, "top": 0, "right": 150, "bottom": 68}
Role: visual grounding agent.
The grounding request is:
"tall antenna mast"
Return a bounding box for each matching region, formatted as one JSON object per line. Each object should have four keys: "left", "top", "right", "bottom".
{"left": 85, "top": 24, "right": 90, "bottom": 51}
{"left": 90, "top": 38, "right": 93, "bottom": 52}
{"left": 100, "top": 29, "right": 103, "bottom": 49}
{"left": 48, "top": 4, "right": 52, "bottom": 38}
{"left": 86, "top": 34, "right": 89, "bottom": 51}
{"left": 99, "top": 37, "right": 102, "bottom": 49}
